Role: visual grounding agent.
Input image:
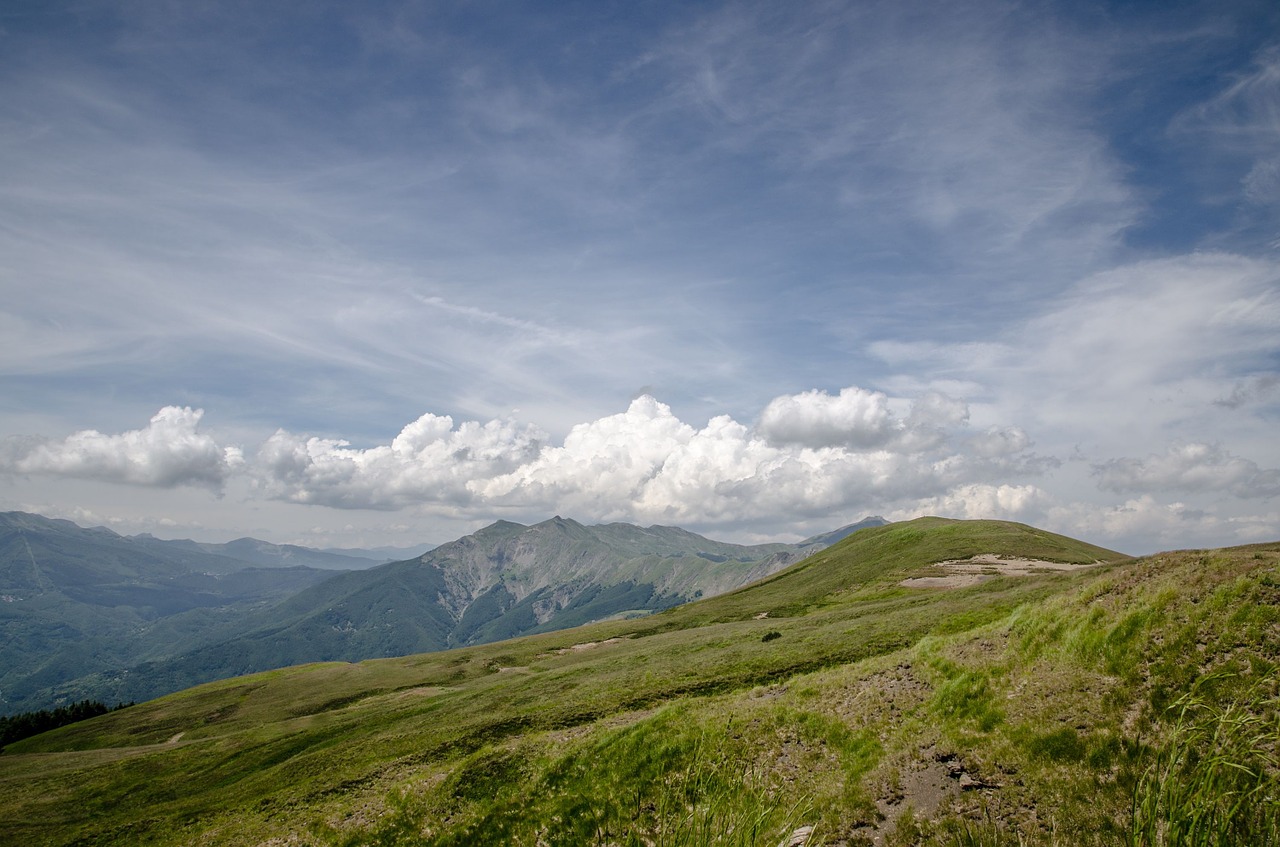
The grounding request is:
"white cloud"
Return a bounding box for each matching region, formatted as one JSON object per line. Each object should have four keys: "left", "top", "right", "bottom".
{"left": 1095, "top": 443, "right": 1280, "bottom": 499}
{"left": 968, "top": 426, "right": 1033, "bottom": 459}
{"left": 757, "top": 387, "right": 892, "bottom": 448}
{"left": 1173, "top": 45, "right": 1280, "bottom": 191}
{"left": 869, "top": 252, "right": 1280, "bottom": 453}
{"left": 0, "top": 407, "right": 239, "bottom": 489}
{"left": 474, "top": 396, "right": 695, "bottom": 516}
{"left": 243, "top": 390, "right": 1051, "bottom": 533}
{"left": 254, "top": 413, "right": 546, "bottom": 511}
{"left": 886, "top": 484, "right": 1049, "bottom": 523}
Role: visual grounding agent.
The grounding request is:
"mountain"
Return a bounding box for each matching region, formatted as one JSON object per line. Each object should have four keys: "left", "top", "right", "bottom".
{"left": 0, "top": 511, "right": 886, "bottom": 713}
{"left": 0, "top": 512, "right": 345, "bottom": 714}
{"left": 13, "top": 518, "right": 1270, "bottom": 845}
{"left": 319, "top": 542, "right": 438, "bottom": 563}
{"left": 76, "top": 516, "right": 886, "bottom": 706}
{"left": 797, "top": 514, "right": 889, "bottom": 547}
{"left": 125, "top": 533, "right": 389, "bottom": 570}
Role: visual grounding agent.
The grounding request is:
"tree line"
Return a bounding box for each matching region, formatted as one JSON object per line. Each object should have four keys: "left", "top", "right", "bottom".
{"left": 0, "top": 699, "right": 132, "bottom": 752}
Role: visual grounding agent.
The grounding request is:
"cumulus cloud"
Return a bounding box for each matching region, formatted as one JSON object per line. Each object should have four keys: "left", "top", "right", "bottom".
{"left": 473, "top": 396, "right": 695, "bottom": 515}
{"left": 255, "top": 413, "right": 546, "bottom": 510}
{"left": 886, "top": 484, "right": 1049, "bottom": 523}
{"left": 476, "top": 398, "right": 906, "bottom": 526}
{"left": 1094, "top": 443, "right": 1280, "bottom": 499}
{"left": 244, "top": 389, "right": 1054, "bottom": 534}
{"left": 968, "top": 426, "right": 1032, "bottom": 458}
{"left": 6, "top": 385, "right": 1274, "bottom": 553}
{"left": 0, "top": 407, "right": 240, "bottom": 489}
{"left": 476, "top": 393, "right": 1016, "bottom": 527}
{"left": 758, "top": 387, "right": 899, "bottom": 449}
{"left": 757, "top": 387, "right": 968, "bottom": 452}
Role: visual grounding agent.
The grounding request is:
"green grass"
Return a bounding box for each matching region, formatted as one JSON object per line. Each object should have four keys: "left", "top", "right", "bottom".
{"left": 330, "top": 706, "right": 819, "bottom": 847}
{"left": 2, "top": 519, "right": 1277, "bottom": 846}
{"left": 1129, "top": 674, "right": 1280, "bottom": 847}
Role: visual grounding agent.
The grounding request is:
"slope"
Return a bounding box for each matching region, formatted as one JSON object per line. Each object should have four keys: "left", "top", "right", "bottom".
{"left": 85, "top": 516, "right": 879, "bottom": 708}
{"left": 28, "top": 518, "right": 1279, "bottom": 846}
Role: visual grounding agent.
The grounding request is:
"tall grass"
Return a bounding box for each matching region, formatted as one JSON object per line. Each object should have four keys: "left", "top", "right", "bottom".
{"left": 1129, "top": 676, "right": 1280, "bottom": 847}
{"left": 323, "top": 714, "right": 816, "bottom": 847}
{"left": 645, "top": 738, "right": 813, "bottom": 847}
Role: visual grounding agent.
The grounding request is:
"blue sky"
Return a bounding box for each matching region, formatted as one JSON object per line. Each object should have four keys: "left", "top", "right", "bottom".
{"left": 1, "top": 0, "right": 1278, "bottom": 553}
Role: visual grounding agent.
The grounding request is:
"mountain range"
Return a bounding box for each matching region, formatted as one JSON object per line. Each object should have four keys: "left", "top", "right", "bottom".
{"left": 0, "top": 510, "right": 885, "bottom": 713}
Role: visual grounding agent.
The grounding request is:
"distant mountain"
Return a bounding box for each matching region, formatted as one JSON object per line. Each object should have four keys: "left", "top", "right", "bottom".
{"left": 799, "top": 515, "right": 888, "bottom": 547}
{"left": 0, "top": 512, "right": 345, "bottom": 714}
{"left": 127, "top": 534, "right": 388, "bottom": 571}
{"left": 318, "top": 543, "right": 437, "bottom": 563}
{"left": 67, "top": 516, "right": 889, "bottom": 707}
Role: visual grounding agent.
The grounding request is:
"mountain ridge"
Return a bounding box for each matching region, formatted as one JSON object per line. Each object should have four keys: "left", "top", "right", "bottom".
{"left": 0, "top": 510, "right": 888, "bottom": 713}
{"left": 87, "top": 515, "right": 888, "bottom": 705}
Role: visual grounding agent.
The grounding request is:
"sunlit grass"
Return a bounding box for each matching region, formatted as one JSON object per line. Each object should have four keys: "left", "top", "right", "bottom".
{"left": 1129, "top": 674, "right": 1280, "bottom": 847}
{"left": 2, "top": 522, "right": 1276, "bottom": 846}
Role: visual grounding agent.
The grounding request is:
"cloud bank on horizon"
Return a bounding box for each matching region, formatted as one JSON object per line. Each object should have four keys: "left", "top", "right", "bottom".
{"left": 1, "top": 0, "right": 1277, "bottom": 553}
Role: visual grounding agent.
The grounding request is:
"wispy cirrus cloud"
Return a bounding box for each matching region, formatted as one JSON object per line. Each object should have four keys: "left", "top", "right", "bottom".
{"left": 871, "top": 252, "right": 1280, "bottom": 450}
{"left": 646, "top": 0, "right": 1137, "bottom": 291}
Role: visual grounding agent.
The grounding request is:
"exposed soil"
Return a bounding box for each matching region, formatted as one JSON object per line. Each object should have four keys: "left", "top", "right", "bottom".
{"left": 899, "top": 554, "right": 1103, "bottom": 589}
{"left": 829, "top": 663, "right": 931, "bottom": 731}
{"left": 854, "top": 746, "right": 998, "bottom": 845}
{"left": 554, "top": 637, "right": 623, "bottom": 654}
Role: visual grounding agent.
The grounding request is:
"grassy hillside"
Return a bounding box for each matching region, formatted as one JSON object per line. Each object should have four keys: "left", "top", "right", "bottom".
{"left": 2, "top": 513, "right": 860, "bottom": 714}
{"left": 2, "top": 518, "right": 1276, "bottom": 846}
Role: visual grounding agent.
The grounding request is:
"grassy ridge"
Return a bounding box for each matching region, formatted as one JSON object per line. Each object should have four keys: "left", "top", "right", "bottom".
{"left": 3, "top": 520, "right": 1276, "bottom": 845}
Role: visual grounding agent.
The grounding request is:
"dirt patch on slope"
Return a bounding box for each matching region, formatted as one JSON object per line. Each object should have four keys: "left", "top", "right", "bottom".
{"left": 856, "top": 747, "right": 998, "bottom": 845}
{"left": 900, "top": 554, "right": 1102, "bottom": 589}
{"left": 554, "top": 637, "right": 623, "bottom": 654}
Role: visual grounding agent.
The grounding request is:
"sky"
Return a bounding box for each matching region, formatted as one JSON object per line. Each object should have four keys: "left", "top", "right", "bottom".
{"left": 1, "top": 0, "right": 1278, "bottom": 554}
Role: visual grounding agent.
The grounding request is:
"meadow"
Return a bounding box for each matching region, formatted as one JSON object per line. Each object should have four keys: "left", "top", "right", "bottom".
{"left": 2, "top": 518, "right": 1276, "bottom": 845}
